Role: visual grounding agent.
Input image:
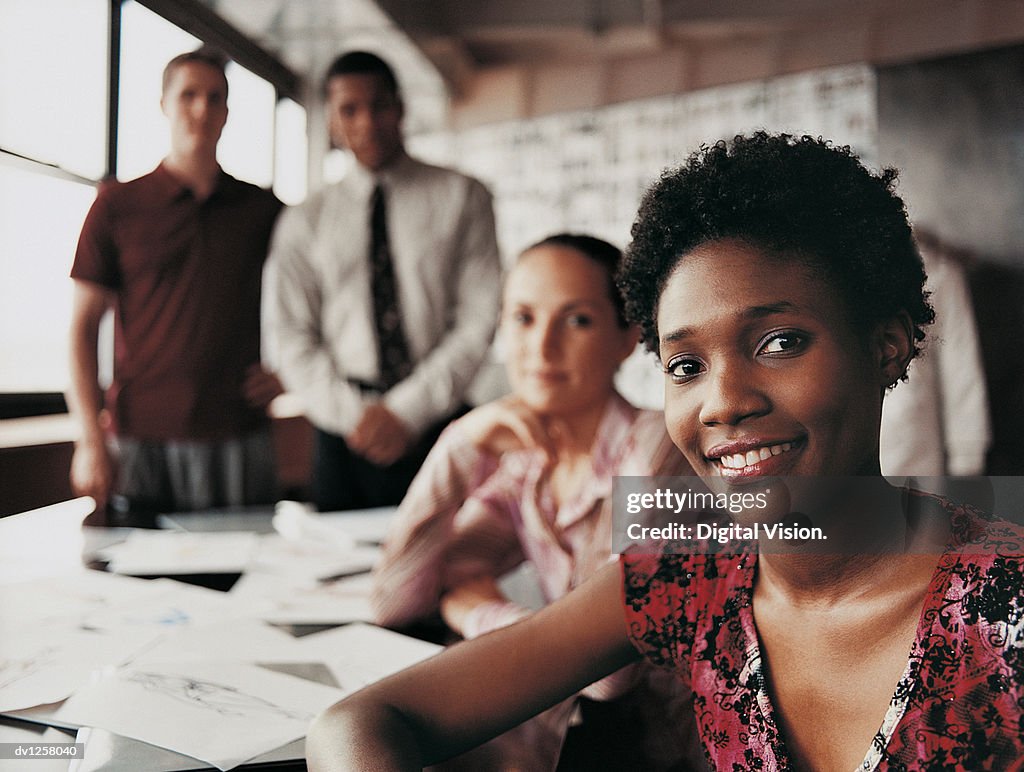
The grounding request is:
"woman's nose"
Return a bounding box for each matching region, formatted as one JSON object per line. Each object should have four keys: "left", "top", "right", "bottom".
{"left": 698, "top": 362, "right": 771, "bottom": 426}
{"left": 532, "top": 320, "right": 560, "bottom": 360}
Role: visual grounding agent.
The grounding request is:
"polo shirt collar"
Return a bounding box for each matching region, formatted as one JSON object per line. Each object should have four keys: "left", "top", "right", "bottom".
{"left": 153, "top": 161, "right": 236, "bottom": 202}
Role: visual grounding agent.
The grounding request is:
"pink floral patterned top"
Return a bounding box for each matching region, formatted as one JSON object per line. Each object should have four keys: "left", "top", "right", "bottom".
{"left": 621, "top": 494, "right": 1023, "bottom": 771}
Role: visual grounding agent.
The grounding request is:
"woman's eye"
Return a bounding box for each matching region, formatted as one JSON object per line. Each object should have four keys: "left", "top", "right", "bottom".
{"left": 758, "top": 331, "right": 806, "bottom": 356}
{"left": 665, "top": 357, "right": 704, "bottom": 383}
{"left": 567, "top": 314, "right": 593, "bottom": 328}
{"left": 510, "top": 310, "right": 532, "bottom": 325}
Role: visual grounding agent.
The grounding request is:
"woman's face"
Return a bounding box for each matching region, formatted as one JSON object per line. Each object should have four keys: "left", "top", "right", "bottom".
{"left": 657, "top": 239, "right": 902, "bottom": 483}
{"left": 502, "top": 244, "right": 636, "bottom": 417}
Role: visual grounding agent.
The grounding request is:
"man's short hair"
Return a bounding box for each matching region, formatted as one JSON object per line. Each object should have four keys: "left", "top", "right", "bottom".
{"left": 323, "top": 51, "right": 400, "bottom": 99}
{"left": 162, "top": 46, "right": 230, "bottom": 97}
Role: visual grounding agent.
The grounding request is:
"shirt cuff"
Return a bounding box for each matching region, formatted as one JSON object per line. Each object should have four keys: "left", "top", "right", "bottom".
{"left": 384, "top": 383, "right": 441, "bottom": 438}
{"left": 946, "top": 449, "right": 988, "bottom": 476}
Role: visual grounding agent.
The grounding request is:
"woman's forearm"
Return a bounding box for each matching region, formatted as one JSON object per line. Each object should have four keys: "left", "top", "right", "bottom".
{"left": 310, "top": 563, "right": 637, "bottom": 770}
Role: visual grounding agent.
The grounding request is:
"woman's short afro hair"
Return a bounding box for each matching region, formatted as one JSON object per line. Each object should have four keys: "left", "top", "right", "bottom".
{"left": 618, "top": 132, "right": 934, "bottom": 359}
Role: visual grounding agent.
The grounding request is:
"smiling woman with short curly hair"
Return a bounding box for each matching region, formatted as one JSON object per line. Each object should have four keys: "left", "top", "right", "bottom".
{"left": 304, "top": 133, "right": 1023, "bottom": 772}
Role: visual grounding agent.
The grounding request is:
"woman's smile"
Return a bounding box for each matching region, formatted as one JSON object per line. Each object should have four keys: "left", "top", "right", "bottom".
{"left": 707, "top": 437, "right": 804, "bottom": 480}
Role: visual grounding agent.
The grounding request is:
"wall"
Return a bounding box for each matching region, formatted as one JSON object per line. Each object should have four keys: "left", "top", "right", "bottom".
{"left": 410, "top": 64, "right": 877, "bottom": 408}
{"left": 878, "top": 45, "right": 1024, "bottom": 264}
{"left": 412, "top": 52, "right": 1024, "bottom": 474}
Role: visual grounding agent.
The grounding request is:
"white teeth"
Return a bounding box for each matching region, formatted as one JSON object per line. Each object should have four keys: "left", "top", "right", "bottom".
{"left": 721, "top": 454, "right": 740, "bottom": 469}
{"left": 716, "top": 442, "right": 796, "bottom": 469}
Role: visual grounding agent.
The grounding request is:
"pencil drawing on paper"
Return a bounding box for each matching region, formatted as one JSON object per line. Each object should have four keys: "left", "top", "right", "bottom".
{"left": 126, "top": 671, "right": 312, "bottom": 721}
{"left": 0, "top": 647, "right": 57, "bottom": 690}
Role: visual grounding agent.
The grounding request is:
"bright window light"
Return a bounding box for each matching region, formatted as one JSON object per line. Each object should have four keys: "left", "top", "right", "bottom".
{"left": 117, "top": 0, "right": 200, "bottom": 180}
{"left": 274, "top": 98, "right": 308, "bottom": 204}
{"left": 220, "top": 62, "right": 276, "bottom": 187}
{"left": 0, "top": 0, "right": 108, "bottom": 180}
{"left": 0, "top": 165, "right": 96, "bottom": 392}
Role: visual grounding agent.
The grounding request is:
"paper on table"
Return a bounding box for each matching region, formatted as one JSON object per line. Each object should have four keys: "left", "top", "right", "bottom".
{"left": 71, "top": 726, "right": 307, "bottom": 772}
{"left": 130, "top": 619, "right": 303, "bottom": 665}
{"left": 83, "top": 579, "right": 239, "bottom": 632}
{"left": 0, "top": 574, "right": 236, "bottom": 715}
{"left": 104, "top": 531, "right": 258, "bottom": 575}
{"left": 0, "top": 570, "right": 167, "bottom": 630}
{"left": 0, "top": 498, "right": 94, "bottom": 585}
{"left": 293, "top": 623, "right": 441, "bottom": 692}
{"left": 55, "top": 660, "right": 345, "bottom": 771}
{"left": 0, "top": 624, "right": 159, "bottom": 713}
{"left": 319, "top": 506, "right": 398, "bottom": 544}
{"left": 228, "top": 571, "right": 375, "bottom": 624}
{"left": 247, "top": 534, "right": 380, "bottom": 580}
{"left": 272, "top": 500, "right": 355, "bottom": 550}
{"left": 3, "top": 700, "right": 80, "bottom": 731}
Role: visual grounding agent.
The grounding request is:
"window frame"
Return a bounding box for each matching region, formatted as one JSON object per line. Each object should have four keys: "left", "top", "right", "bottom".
{"left": 0, "top": 0, "right": 302, "bottom": 419}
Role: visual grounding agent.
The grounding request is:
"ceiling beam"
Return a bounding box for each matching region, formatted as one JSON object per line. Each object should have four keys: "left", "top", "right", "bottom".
{"left": 136, "top": 0, "right": 303, "bottom": 101}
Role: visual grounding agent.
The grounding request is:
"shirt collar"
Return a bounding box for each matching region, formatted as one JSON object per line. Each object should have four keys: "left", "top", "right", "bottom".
{"left": 153, "top": 161, "right": 235, "bottom": 203}
{"left": 551, "top": 392, "right": 638, "bottom": 529}
{"left": 347, "top": 150, "right": 414, "bottom": 197}
{"left": 589, "top": 391, "right": 638, "bottom": 474}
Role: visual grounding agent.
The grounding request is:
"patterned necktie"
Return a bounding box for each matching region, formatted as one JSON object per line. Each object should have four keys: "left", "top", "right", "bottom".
{"left": 369, "top": 184, "right": 412, "bottom": 389}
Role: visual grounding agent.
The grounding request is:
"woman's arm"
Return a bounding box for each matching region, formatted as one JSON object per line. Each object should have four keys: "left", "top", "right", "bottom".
{"left": 373, "top": 398, "right": 556, "bottom": 629}
{"left": 307, "top": 562, "right": 636, "bottom": 771}
{"left": 371, "top": 422, "right": 505, "bottom": 628}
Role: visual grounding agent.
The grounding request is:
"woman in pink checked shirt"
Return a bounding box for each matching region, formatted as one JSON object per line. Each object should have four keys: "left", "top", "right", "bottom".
{"left": 371, "top": 233, "right": 697, "bottom": 770}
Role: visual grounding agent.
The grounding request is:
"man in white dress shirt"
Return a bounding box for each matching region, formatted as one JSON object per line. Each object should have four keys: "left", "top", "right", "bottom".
{"left": 879, "top": 234, "right": 991, "bottom": 477}
{"left": 268, "top": 51, "right": 501, "bottom": 511}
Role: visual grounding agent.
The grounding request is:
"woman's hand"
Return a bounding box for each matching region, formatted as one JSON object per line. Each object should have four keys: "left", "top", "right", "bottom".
{"left": 455, "top": 396, "right": 559, "bottom": 460}
{"left": 439, "top": 576, "right": 507, "bottom": 636}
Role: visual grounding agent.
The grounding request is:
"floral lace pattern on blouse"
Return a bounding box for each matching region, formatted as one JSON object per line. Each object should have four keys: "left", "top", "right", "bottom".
{"left": 621, "top": 495, "right": 1023, "bottom": 771}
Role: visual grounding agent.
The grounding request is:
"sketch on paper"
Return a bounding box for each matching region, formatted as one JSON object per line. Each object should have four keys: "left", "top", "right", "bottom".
{"left": 55, "top": 661, "right": 346, "bottom": 770}
{"left": 125, "top": 671, "right": 312, "bottom": 721}
{"left": 0, "top": 647, "right": 57, "bottom": 691}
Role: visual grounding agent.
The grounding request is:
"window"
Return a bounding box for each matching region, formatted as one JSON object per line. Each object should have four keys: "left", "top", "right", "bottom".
{"left": 0, "top": 0, "right": 107, "bottom": 398}
{"left": 0, "top": 0, "right": 108, "bottom": 180}
{"left": 0, "top": 0, "right": 300, "bottom": 411}
{"left": 274, "top": 98, "right": 308, "bottom": 205}
{"left": 220, "top": 62, "right": 277, "bottom": 188}
{"left": 117, "top": 1, "right": 201, "bottom": 180}
{"left": 0, "top": 165, "right": 95, "bottom": 392}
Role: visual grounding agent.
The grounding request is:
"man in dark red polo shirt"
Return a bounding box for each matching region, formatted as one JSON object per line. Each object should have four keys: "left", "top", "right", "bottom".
{"left": 67, "top": 47, "right": 283, "bottom": 525}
